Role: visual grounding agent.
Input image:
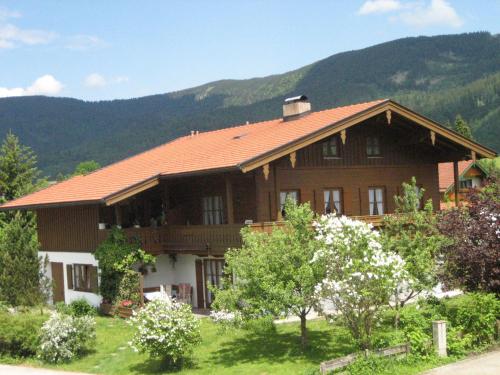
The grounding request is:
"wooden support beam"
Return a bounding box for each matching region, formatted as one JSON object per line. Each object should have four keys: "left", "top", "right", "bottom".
{"left": 225, "top": 175, "right": 234, "bottom": 224}
{"left": 263, "top": 164, "right": 270, "bottom": 181}
{"left": 114, "top": 205, "right": 122, "bottom": 227}
{"left": 290, "top": 151, "right": 297, "bottom": 168}
{"left": 340, "top": 129, "right": 347, "bottom": 145}
{"left": 471, "top": 150, "right": 476, "bottom": 162}
{"left": 430, "top": 131, "right": 436, "bottom": 146}
{"left": 453, "top": 160, "right": 459, "bottom": 207}
{"left": 386, "top": 109, "right": 392, "bottom": 125}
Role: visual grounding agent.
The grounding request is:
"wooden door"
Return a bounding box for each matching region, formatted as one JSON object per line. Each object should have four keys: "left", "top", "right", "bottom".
{"left": 51, "top": 262, "right": 65, "bottom": 303}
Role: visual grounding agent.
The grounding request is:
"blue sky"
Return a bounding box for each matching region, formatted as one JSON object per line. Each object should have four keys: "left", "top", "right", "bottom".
{"left": 0, "top": 0, "right": 499, "bottom": 101}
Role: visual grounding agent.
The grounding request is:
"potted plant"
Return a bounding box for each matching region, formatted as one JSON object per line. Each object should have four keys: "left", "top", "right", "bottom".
{"left": 100, "top": 298, "right": 115, "bottom": 316}
{"left": 116, "top": 299, "right": 138, "bottom": 318}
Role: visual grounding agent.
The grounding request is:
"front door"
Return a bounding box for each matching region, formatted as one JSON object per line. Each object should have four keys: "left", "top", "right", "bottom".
{"left": 50, "top": 262, "right": 65, "bottom": 303}
{"left": 204, "top": 259, "right": 224, "bottom": 308}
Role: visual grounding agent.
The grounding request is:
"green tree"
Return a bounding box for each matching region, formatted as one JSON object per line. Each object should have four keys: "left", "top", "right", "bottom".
{"left": 0, "top": 131, "right": 42, "bottom": 204}
{"left": 454, "top": 114, "right": 473, "bottom": 139}
{"left": 0, "top": 212, "right": 47, "bottom": 306}
{"left": 212, "top": 201, "right": 323, "bottom": 348}
{"left": 73, "top": 160, "right": 101, "bottom": 176}
{"left": 382, "top": 178, "right": 449, "bottom": 327}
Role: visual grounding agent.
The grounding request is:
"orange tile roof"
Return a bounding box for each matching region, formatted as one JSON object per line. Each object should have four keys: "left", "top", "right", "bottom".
{"left": 438, "top": 160, "right": 473, "bottom": 192}
{"left": 1, "top": 99, "right": 387, "bottom": 209}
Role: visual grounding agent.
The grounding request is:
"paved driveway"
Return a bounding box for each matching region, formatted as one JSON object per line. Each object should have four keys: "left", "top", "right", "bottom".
{"left": 422, "top": 350, "right": 500, "bottom": 375}
{"left": 0, "top": 365, "right": 91, "bottom": 375}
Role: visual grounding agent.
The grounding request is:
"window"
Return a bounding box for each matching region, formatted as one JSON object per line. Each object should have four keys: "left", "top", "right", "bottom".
{"left": 73, "top": 264, "right": 92, "bottom": 292}
{"left": 459, "top": 179, "right": 473, "bottom": 189}
{"left": 368, "top": 188, "right": 385, "bottom": 215}
{"left": 202, "top": 196, "right": 225, "bottom": 225}
{"left": 324, "top": 189, "right": 342, "bottom": 215}
{"left": 204, "top": 259, "right": 225, "bottom": 307}
{"left": 280, "top": 190, "right": 299, "bottom": 218}
{"left": 366, "top": 136, "right": 381, "bottom": 156}
{"left": 322, "top": 136, "right": 340, "bottom": 157}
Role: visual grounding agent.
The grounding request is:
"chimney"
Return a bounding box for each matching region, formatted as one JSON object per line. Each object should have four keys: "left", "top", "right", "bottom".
{"left": 283, "top": 95, "right": 311, "bottom": 121}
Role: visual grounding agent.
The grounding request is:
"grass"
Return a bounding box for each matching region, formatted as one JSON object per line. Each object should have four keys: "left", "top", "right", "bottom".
{"left": 1, "top": 316, "right": 468, "bottom": 375}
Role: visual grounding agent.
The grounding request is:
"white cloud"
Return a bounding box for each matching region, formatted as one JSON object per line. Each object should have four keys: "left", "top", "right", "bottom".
{"left": 84, "top": 73, "right": 107, "bottom": 87}
{"left": 0, "top": 7, "right": 21, "bottom": 20}
{"left": 65, "top": 34, "right": 107, "bottom": 51}
{"left": 398, "top": 0, "right": 463, "bottom": 28}
{"left": 84, "top": 73, "right": 129, "bottom": 88}
{"left": 358, "top": 0, "right": 402, "bottom": 15}
{"left": 0, "top": 75, "right": 64, "bottom": 98}
{"left": 0, "top": 23, "right": 56, "bottom": 49}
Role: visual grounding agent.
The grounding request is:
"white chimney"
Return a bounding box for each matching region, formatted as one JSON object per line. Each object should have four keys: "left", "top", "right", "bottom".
{"left": 283, "top": 95, "right": 311, "bottom": 121}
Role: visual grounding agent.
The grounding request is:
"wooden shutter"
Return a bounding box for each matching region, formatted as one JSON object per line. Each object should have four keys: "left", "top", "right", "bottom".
{"left": 195, "top": 260, "right": 205, "bottom": 309}
{"left": 343, "top": 189, "right": 352, "bottom": 216}
{"left": 66, "top": 264, "right": 73, "bottom": 290}
{"left": 89, "top": 266, "right": 99, "bottom": 293}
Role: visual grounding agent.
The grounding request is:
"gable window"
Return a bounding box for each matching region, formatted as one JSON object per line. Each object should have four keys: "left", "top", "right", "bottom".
{"left": 459, "top": 179, "right": 473, "bottom": 189}
{"left": 366, "top": 136, "right": 381, "bottom": 156}
{"left": 324, "top": 189, "right": 342, "bottom": 215}
{"left": 73, "top": 264, "right": 94, "bottom": 292}
{"left": 322, "top": 136, "right": 340, "bottom": 158}
{"left": 280, "top": 190, "right": 299, "bottom": 218}
{"left": 203, "top": 196, "right": 225, "bottom": 225}
{"left": 368, "top": 187, "right": 385, "bottom": 215}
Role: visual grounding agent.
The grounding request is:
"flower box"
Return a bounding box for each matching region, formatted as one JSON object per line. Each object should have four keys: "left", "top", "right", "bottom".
{"left": 116, "top": 305, "right": 135, "bottom": 319}
{"left": 100, "top": 302, "right": 115, "bottom": 316}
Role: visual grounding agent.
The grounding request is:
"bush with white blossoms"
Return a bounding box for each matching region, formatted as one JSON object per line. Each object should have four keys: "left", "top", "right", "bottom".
{"left": 38, "top": 312, "right": 96, "bottom": 363}
{"left": 210, "top": 309, "right": 243, "bottom": 331}
{"left": 128, "top": 299, "right": 201, "bottom": 366}
{"left": 313, "top": 215, "right": 407, "bottom": 349}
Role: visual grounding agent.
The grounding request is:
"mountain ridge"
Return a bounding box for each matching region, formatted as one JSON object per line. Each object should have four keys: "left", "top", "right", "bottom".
{"left": 0, "top": 31, "right": 499, "bottom": 176}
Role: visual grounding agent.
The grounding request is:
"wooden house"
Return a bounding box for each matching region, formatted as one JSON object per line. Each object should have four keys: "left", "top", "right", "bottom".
{"left": 438, "top": 160, "right": 489, "bottom": 209}
{"left": 0, "top": 97, "right": 496, "bottom": 308}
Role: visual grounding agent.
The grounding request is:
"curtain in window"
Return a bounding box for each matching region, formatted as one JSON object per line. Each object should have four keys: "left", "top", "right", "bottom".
{"left": 369, "top": 188, "right": 384, "bottom": 215}
{"left": 280, "top": 191, "right": 298, "bottom": 214}
{"left": 324, "top": 190, "right": 342, "bottom": 214}
{"left": 203, "top": 196, "right": 224, "bottom": 225}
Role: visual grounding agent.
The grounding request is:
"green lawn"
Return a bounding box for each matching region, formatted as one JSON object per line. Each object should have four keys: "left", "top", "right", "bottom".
{"left": 3, "top": 316, "right": 458, "bottom": 374}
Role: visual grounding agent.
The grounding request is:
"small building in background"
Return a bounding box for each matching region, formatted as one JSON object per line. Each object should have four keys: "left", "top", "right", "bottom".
{"left": 438, "top": 160, "right": 489, "bottom": 209}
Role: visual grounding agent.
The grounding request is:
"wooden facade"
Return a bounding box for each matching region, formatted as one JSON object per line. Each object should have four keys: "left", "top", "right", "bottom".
{"left": 36, "top": 116, "right": 458, "bottom": 255}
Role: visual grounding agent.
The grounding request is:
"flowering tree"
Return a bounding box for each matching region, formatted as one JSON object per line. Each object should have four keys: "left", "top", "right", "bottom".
{"left": 438, "top": 177, "right": 500, "bottom": 293}
{"left": 212, "top": 201, "right": 324, "bottom": 348}
{"left": 313, "top": 215, "right": 406, "bottom": 349}
{"left": 38, "top": 312, "right": 96, "bottom": 363}
{"left": 128, "top": 299, "right": 201, "bottom": 367}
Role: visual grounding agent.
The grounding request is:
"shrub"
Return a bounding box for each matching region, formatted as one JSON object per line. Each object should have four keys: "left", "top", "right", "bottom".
{"left": 399, "top": 304, "right": 440, "bottom": 356}
{"left": 210, "top": 309, "right": 243, "bottom": 332}
{"left": 115, "top": 269, "right": 141, "bottom": 308}
{"left": 55, "top": 301, "right": 72, "bottom": 315}
{"left": 0, "top": 312, "right": 46, "bottom": 357}
{"left": 128, "top": 299, "right": 201, "bottom": 367}
{"left": 442, "top": 293, "right": 499, "bottom": 347}
{"left": 69, "top": 299, "right": 96, "bottom": 317}
{"left": 38, "top": 312, "right": 96, "bottom": 363}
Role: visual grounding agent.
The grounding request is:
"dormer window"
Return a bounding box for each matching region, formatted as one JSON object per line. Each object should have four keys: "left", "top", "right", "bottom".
{"left": 322, "top": 136, "right": 340, "bottom": 158}
{"left": 366, "top": 136, "right": 381, "bottom": 156}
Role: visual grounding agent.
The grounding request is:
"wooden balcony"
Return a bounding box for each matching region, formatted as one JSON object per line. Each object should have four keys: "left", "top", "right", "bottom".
{"left": 248, "top": 215, "right": 385, "bottom": 233}
{"left": 97, "top": 224, "right": 244, "bottom": 256}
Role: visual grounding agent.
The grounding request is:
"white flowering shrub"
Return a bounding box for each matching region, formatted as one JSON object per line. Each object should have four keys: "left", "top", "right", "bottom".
{"left": 210, "top": 309, "right": 243, "bottom": 331}
{"left": 128, "top": 299, "right": 201, "bottom": 366}
{"left": 38, "top": 312, "right": 96, "bottom": 363}
{"left": 313, "top": 215, "right": 407, "bottom": 349}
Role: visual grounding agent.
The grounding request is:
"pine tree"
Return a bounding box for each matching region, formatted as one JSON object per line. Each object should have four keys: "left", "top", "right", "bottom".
{"left": 454, "top": 114, "right": 473, "bottom": 139}
{"left": 0, "top": 132, "right": 48, "bottom": 306}
{"left": 0, "top": 212, "right": 47, "bottom": 306}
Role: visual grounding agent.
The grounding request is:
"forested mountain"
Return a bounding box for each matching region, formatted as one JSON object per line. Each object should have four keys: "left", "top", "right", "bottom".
{"left": 0, "top": 32, "right": 499, "bottom": 176}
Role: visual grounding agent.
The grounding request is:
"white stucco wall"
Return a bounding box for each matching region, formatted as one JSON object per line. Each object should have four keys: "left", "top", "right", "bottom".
{"left": 142, "top": 254, "right": 199, "bottom": 307}
{"left": 40, "top": 251, "right": 101, "bottom": 307}
{"left": 40, "top": 251, "right": 202, "bottom": 308}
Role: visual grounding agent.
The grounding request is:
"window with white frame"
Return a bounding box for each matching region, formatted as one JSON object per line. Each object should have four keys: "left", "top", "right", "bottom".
{"left": 280, "top": 190, "right": 299, "bottom": 218}
{"left": 73, "top": 264, "right": 92, "bottom": 292}
{"left": 324, "top": 189, "right": 342, "bottom": 215}
{"left": 459, "top": 179, "right": 473, "bottom": 189}
{"left": 202, "top": 196, "right": 225, "bottom": 225}
{"left": 368, "top": 187, "right": 384, "bottom": 215}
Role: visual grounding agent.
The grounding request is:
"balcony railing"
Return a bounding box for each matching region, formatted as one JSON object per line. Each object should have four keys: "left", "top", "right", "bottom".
{"left": 97, "top": 224, "right": 244, "bottom": 255}
{"left": 97, "top": 216, "right": 385, "bottom": 256}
